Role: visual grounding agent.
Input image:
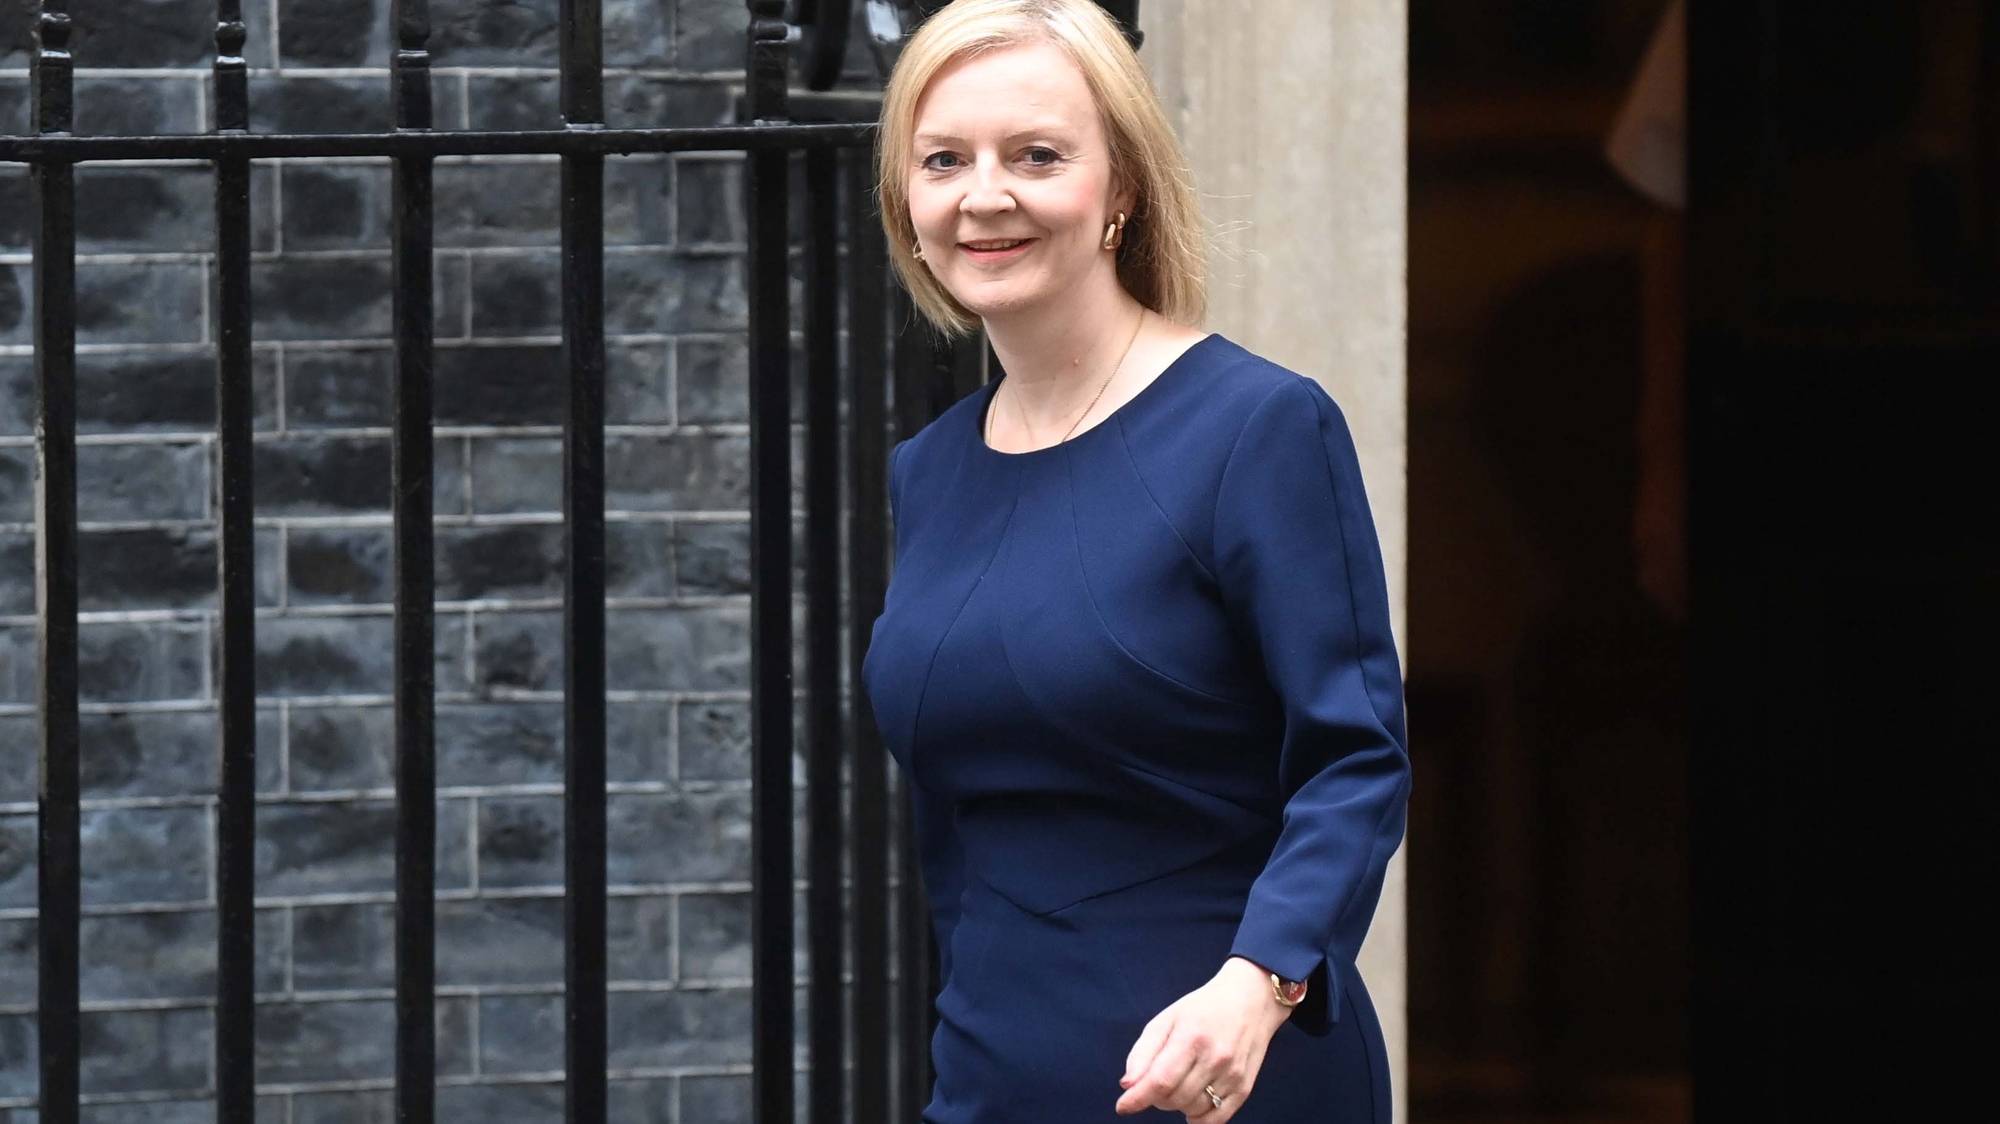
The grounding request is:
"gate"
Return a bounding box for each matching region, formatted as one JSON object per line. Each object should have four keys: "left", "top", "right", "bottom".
{"left": 2, "top": 1, "right": 1139, "bottom": 1122}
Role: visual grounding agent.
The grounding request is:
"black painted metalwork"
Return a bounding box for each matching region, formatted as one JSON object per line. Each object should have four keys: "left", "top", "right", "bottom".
{"left": 211, "top": 3, "right": 258, "bottom": 1121}
{"left": 0, "top": 2, "right": 1156, "bottom": 1120}
{"left": 388, "top": 3, "right": 441, "bottom": 1123}
{"left": 861, "top": 0, "right": 946, "bottom": 76}
{"left": 940, "top": 324, "right": 984, "bottom": 410}
{"left": 1097, "top": 0, "right": 1143, "bottom": 48}
{"left": 804, "top": 146, "right": 846, "bottom": 1123}
{"left": 843, "top": 146, "right": 894, "bottom": 1124}
{"left": 746, "top": 5, "right": 799, "bottom": 1123}
{"left": 0, "top": 123, "right": 873, "bottom": 161}
{"left": 796, "top": 0, "right": 855, "bottom": 90}
{"left": 891, "top": 292, "right": 933, "bottom": 444}
{"left": 860, "top": 1, "right": 1139, "bottom": 76}
{"left": 895, "top": 791, "right": 933, "bottom": 1122}
{"left": 560, "top": 0, "right": 612, "bottom": 1120}
{"left": 30, "top": 6, "right": 79, "bottom": 1124}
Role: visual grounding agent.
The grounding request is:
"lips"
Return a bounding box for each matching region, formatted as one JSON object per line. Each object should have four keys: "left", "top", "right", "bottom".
{"left": 957, "top": 237, "right": 1037, "bottom": 265}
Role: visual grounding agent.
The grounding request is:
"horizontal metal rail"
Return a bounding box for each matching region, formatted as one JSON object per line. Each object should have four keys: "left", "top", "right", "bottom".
{"left": 0, "top": 122, "right": 876, "bottom": 163}
{"left": 17, "top": 0, "right": 932, "bottom": 1119}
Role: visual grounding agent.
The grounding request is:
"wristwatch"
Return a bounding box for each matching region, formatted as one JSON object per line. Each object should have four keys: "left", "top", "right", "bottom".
{"left": 1269, "top": 971, "right": 1308, "bottom": 1008}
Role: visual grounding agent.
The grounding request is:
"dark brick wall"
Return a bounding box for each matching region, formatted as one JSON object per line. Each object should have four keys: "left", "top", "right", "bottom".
{"left": 0, "top": 2, "right": 877, "bottom": 1119}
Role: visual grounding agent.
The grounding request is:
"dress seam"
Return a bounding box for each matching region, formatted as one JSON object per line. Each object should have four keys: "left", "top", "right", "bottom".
{"left": 1210, "top": 377, "right": 1294, "bottom": 565}
{"left": 1346, "top": 983, "right": 1382, "bottom": 1124}
{"left": 1062, "top": 448, "right": 1260, "bottom": 711}
{"left": 1034, "top": 828, "right": 1272, "bottom": 920}
{"left": 902, "top": 465, "right": 1024, "bottom": 766}
{"left": 1293, "top": 381, "right": 1412, "bottom": 949}
{"left": 1110, "top": 755, "right": 1272, "bottom": 823}
{"left": 1112, "top": 413, "right": 1219, "bottom": 586}
{"left": 1301, "top": 381, "right": 1400, "bottom": 751}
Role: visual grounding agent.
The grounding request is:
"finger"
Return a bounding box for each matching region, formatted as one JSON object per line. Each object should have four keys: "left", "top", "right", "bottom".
{"left": 1174, "top": 1057, "right": 1234, "bottom": 1119}
{"left": 1171, "top": 1076, "right": 1211, "bottom": 1118}
{"left": 1201, "top": 1054, "right": 1258, "bottom": 1124}
{"left": 1180, "top": 1081, "right": 1223, "bottom": 1122}
{"left": 1175, "top": 1085, "right": 1228, "bottom": 1123}
{"left": 1170, "top": 1061, "right": 1211, "bottom": 1113}
{"left": 1121, "top": 1009, "right": 1177, "bottom": 1088}
{"left": 1119, "top": 1032, "right": 1202, "bottom": 1114}
{"left": 1120, "top": 1034, "right": 1197, "bottom": 1113}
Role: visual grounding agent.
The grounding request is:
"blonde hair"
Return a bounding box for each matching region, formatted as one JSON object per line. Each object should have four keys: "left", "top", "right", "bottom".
{"left": 875, "top": 0, "right": 1207, "bottom": 338}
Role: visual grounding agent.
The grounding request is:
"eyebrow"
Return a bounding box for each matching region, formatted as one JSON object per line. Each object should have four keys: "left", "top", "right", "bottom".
{"left": 913, "top": 126, "right": 1077, "bottom": 147}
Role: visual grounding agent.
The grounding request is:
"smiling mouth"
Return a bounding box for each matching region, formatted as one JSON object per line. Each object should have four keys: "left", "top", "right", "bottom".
{"left": 960, "top": 238, "right": 1035, "bottom": 251}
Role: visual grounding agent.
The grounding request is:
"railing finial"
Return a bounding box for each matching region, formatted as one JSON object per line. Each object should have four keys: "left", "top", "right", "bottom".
{"left": 33, "top": 5, "right": 75, "bottom": 137}
{"left": 747, "top": 0, "right": 792, "bottom": 123}
{"left": 214, "top": 2, "right": 249, "bottom": 133}
{"left": 392, "top": 0, "right": 435, "bottom": 131}
{"left": 37, "top": 7, "right": 71, "bottom": 51}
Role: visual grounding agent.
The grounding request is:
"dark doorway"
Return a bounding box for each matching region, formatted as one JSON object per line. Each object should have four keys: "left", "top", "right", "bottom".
{"left": 1408, "top": 1, "right": 1691, "bottom": 1119}
{"left": 1412, "top": 1, "right": 1999, "bottom": 1120}
{"left": 1687, "top": 3, "right": 1998, "bottom": 1119}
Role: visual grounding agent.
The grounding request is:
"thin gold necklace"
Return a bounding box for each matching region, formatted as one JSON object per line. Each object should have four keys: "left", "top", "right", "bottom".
{"left": 987, "top": 307, "right": 1148, "bottom": 451}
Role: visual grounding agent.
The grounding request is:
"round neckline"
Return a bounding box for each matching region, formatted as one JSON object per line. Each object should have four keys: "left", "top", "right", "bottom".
{"left": 976, "top": 332, "right": 1221, "bottom": 459}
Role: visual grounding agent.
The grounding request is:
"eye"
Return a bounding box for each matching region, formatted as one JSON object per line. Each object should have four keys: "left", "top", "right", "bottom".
{"left": 1022, "top": 146, "right": 1062, "bottom": 166}
{"left": 921, "top": 150, "right": 963, "bottom": 171}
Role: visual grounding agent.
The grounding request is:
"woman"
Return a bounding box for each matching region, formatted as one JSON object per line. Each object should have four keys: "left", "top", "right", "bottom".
{"left": 860, "top": 2, "right": 1410, "bottom": 1120}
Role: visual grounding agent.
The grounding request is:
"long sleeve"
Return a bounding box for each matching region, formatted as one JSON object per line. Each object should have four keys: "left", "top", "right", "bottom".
{"left": 887, "top": 437, "right": 968, "bottom": 982}
{"left": 1215, "top": 377, "right": 1412, "bottom": 1037}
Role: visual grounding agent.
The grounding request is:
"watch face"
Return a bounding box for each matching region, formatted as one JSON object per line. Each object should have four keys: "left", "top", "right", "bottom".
{"left": 1275, "top": 975, "right": 1308, "bottom": 1005}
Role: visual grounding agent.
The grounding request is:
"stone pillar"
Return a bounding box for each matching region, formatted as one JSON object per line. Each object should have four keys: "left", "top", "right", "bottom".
{"left": 1139, "top": 1, "right": 1408, "bottom": 1117}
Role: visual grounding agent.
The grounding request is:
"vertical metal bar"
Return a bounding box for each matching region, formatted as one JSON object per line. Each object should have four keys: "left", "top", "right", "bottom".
{"left": 945, "top": 332, "right": 983, "bottom": 408}
{"left": 389, "top": 3, "right": 439, "bottom": 1122}
{"left": 211, "top": 4, "right": 258, "bottom": 1121}
{"left": 745, "top": 5, "right": 796, "bottom": 1124}
{"left": 890, "top": 291, "right": 929, "bottom": 442}
{"left": 560, "top": 1, "right": 608, "bottom": 1121}
{"left": 925, "top": 332, "right": 954, "bottom": 420}
{"left": 843, "top": 147, "right": 891, "bottom": 1124}
{"left": 803, "top": 146, "right": 845, "bottom": 1123}
{"left": 895, "top": 801, "right": 932, "bottom": 1123}
{"left": 920, "top": 328, "right": 980, "bottom": 420}
{"left": 30, "top": 6, "right": 79, "bottom": 1121}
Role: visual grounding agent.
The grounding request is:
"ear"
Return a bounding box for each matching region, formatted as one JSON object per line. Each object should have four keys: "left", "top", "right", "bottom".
{"left": 1111, "top": 180, "right": 1139, "bottom": 224}
{"left": 1105, "top": 157, "right": 1140, "bottom": 223}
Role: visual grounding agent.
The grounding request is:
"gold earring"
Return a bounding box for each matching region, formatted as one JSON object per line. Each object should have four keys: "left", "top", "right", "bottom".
{"left": 1101, "top": 211, "right": 1127, "bottom": 251}
{"left": 913, "top": 240, "right": 925, "bottom": 261}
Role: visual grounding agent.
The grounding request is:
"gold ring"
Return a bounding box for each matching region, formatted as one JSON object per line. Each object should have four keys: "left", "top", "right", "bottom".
{"left": 1204, "top": 1083, "right": 1224, "bottom": 1109}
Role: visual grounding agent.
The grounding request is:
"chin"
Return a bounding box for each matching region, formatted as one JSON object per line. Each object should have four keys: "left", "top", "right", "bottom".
{"left": 946, "top": 280, "right": 1055, "bottom": 322}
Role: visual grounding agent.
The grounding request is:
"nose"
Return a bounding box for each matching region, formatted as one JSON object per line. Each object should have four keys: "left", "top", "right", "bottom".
{"left": 959, "top": 157, "right": 1017, "bottom": 217}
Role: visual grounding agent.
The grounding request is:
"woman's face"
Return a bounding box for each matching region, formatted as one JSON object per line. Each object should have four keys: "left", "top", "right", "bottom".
{"left": 906, "top": 40, "right": 1129, "bottom": 322}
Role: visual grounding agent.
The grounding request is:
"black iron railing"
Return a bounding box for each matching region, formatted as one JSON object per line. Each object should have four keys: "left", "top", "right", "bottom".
{"left": 3, "top": 1, "right": 1149, "bottom": 1121}
{"left": 0, "top": 2, "right": 986, "bottom": 1123}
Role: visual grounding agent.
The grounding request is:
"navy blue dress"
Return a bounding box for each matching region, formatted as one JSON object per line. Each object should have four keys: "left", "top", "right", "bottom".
{"left": 862, "top": 333, "right": 1410, "bottom": 1123}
